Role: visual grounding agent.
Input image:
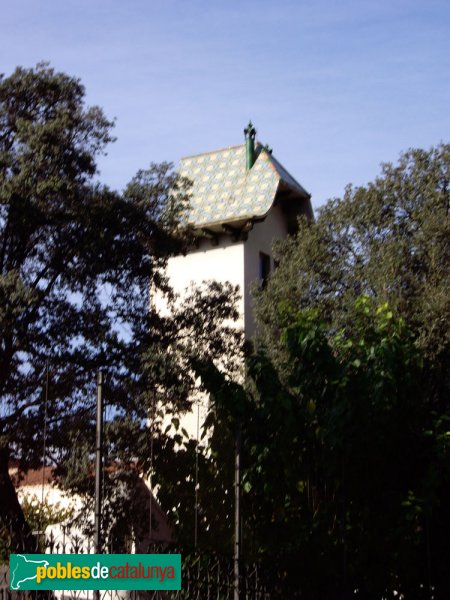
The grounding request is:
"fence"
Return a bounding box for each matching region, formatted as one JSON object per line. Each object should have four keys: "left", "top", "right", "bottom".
{"left": 0, "top": 523, "right": 273, "bottom": 600}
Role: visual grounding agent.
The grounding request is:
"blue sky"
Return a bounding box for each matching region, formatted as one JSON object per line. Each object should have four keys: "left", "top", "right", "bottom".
{"left": 2, "top": 0, "right": 449, "bottom": 209}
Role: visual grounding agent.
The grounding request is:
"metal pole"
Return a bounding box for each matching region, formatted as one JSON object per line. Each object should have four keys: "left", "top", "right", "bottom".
{"left": 40, "top": 361, "right": 49, "bottom": 532}
{"left": 94, "top": 371, "right": 103, "bottom": 600}
{"left": 194, "top": 401, "right": 200, "bottom": 548}
{"left": 234, "top": 420, "right": 241, "bottom": 600}
{"left": 149, "top": 435, "right": 153, "bottom": 543}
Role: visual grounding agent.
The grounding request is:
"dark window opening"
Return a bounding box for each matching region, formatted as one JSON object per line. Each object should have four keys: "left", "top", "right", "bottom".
{"left": 259, "top": 252, "right": 271, "bottom": 289}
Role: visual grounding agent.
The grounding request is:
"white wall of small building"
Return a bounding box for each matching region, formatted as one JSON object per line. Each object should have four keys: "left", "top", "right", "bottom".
{"left": 163, "top": 203, "right": 288, "bottom": 339}
{"left": 157, "top": 204, "right": 290, "bottom": 440}
{"left": 163, "top": 236, "right": 245, "bottom": 326}
{"left": 17, "top": 483, "right": 81, "bottom": 513}
{"left": 154, "top": 238, "right": 245, "bottom": 440}
{"left": 243, "top": 203, "right": 288, "bottom": 338}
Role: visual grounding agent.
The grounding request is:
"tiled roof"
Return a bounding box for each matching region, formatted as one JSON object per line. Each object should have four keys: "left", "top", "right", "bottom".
{"left": 10, "top": 466, "right": 53, "bottom": 487}
{"left": 179, "top": 143, "right": 309, "bottom": 228}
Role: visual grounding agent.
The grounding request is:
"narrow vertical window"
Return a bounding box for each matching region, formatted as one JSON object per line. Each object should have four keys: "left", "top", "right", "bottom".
{"left": 259, "top": 252, "right": 271, "bottom": 289}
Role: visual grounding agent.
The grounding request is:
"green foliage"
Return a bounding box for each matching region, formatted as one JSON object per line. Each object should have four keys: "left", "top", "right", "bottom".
{"left": 194, "top": 145, "right": 449, "bottom": 597}
{"left": 198, "top": 300, "right": 449, "bottom": 596}
{"left": 0, "top": 64, "right": 239, "bottom": 545}
{"left": 150, "top": 421, "right": 235, "bottom": 553}
{"left": 19, "top": 493, "right": 75, "bottom": 532}
{"left": 0, "top": 493, "right": 74, "bottom": 562}
{"left": 255, "top": 144, "right": 449, "bottom": 392}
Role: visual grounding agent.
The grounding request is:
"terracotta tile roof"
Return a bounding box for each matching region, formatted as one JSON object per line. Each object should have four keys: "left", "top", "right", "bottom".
{"left": 10, "top": 466, "right": 54, "bottom": 488}
{"left": 179, "top": 143, "right": 309, "bottom": 228}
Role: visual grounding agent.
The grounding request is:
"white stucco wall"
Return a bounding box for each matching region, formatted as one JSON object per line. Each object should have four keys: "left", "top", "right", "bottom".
{"left": 243, "top": 204, "right": 288, "bottom": 338}
{"left": 154, "top": 237, "right": 245, "bottom": 440}
{"left": 163, "top": 204, "right": 288, "bottom": 339}
{"left": 163, "top": 236, "right": 245, "bottom": 323}
{"left": 156, "top": 205, "right": 290, "bottom": 440}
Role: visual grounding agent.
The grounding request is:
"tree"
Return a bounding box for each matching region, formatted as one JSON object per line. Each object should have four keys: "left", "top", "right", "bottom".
{"left": 255, "top": 143, "right": 449, "bottom": 398}
{"left": 0, "top": 64, "right": 239, "bottom": 550}
{"left": 0, "top": 491, "right": 74, "bottom": 563}
{"left": 196, "top": 299, "right": 450, "bottom": 597}
{"left": 192, "top": 145, "right": 450, "bottom": 597}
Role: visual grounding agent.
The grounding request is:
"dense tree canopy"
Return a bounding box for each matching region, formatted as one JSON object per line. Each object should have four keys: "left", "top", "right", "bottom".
{"left": 240, "top": 301, "right": 450, "bottom": 597}
{"left": 193, "top": 145, "right": 450, "bottom": 597}
{"left": 0, "top": 64, "right": 239, "bottom": 549}
{"left": 255, "top": 144, "right": 449, "bottom": 393}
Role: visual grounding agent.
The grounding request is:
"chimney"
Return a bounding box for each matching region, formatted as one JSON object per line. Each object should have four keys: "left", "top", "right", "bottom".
{"left": 244, "top": 121, "right": 256, "bottom": 170}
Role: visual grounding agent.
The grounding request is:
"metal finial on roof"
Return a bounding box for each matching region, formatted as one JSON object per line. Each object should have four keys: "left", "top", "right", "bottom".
{"left": 263, "top": 143, "right": 273, "bottom": 155}
{"left": 244, "top": 120, "right": 256, "bottom": 140}
{"left": 244, "top": 121, "right": 257, "bottom": 170}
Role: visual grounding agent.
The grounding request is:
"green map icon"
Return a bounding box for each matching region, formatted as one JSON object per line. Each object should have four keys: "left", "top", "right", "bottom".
{"left": 10, "top": 554, "right": 49, "bottom": 590}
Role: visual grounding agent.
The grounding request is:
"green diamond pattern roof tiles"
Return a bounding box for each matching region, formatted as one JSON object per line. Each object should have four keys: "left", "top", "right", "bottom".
{"left": 179, "top": 143, "right": 308, "bottom": 228}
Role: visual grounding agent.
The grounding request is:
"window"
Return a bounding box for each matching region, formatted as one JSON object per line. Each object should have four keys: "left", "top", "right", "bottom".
{"left": 259, "top": 252, "right": 271, "bottom": 289}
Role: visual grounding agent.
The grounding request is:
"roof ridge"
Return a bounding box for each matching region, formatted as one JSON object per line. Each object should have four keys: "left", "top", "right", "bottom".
{"left": 267, "top": 152, "right": 310, "bottom": 197}
{"left": 180, "top": 143, "right": 245, "bottom": 160}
